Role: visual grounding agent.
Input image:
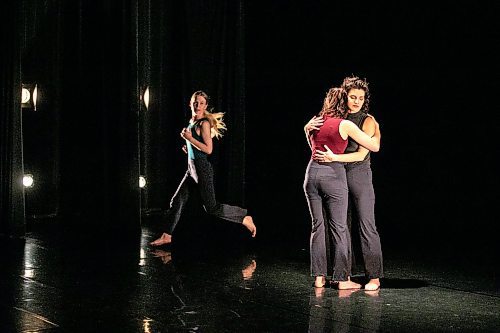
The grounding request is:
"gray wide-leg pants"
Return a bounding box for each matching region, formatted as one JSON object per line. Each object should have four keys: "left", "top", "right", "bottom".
{"left": 304, "top": 160, "right": 349, "bottom": 281}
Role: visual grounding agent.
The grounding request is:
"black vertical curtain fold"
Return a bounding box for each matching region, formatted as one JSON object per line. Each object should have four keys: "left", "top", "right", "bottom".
{"left": 57, "top": 0, "right": 140, "bottom": 235}
{"left": 2, "top": 0, "right": 245, "bottom": 239}
{"left": 0, "top": 1, "right": 25, "bottom": 238}
{"left": 180, "top": 0, "right": 246, "bottom": 205}
{"left": 139, "top": 0, "right": 246, "bottom": 214}
{"left": 21, "top": 0, "right": 62, "bottom": 219}
{"left": 15, "top": 0, "right": 141, "bottom": 237}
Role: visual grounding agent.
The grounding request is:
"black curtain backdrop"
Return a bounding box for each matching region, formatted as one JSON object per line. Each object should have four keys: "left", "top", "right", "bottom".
{"left": 3, "top": 0, "right": 498, "bottom": 259}
{"left": 17, "top": 0, "right": 141, "bottom": 240}
{"left": 57, "top": 0, "right": 140, "bottom": 236}
{"left": 0, "top": 1, "right": 25, "bottom": 238}
{"left": 21, "top": 0, "right": 62, "bottom": 219}
{"left": 245, "top": 2, "right": 500, "bottom": 252}
{"left": 4, "top": 0, "right": 246, "bottom": 240}
{"left": 138, "top": 0, "right": 246, "bottom": 214}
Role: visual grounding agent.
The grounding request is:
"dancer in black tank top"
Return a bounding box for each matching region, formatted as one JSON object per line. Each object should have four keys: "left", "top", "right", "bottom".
{"left": 305, "top": 76, "right": 383, "bottom": 291}
{"left": 304, "top": 87, "right": 381, "bottom": 290}
{"left": 150, "top": 90, "right": 256, "bottom": 246}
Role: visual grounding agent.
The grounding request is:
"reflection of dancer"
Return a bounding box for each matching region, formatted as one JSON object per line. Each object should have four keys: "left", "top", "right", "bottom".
{"left": 308, "top": 286, "right": 358, "bottom": 333}
{"left": 151, "top": 249, "right": 173, "bottom": 265}
{"left": 239, "top": 257, "right": 258, "bottom": 290}
{"left": 150, "top": 90, "right": 256, "bottom": 246}
{"left": 308, "top": 287, "right": 381, "bottom": 332}
{"left": 241, "top": 259, "right": 257, "bottom": 280}
{"left": 303, "top": 87, "right": 380, "bottom": 290}
{"left": 150, "top": 249, "right": 200, "bottom": 331}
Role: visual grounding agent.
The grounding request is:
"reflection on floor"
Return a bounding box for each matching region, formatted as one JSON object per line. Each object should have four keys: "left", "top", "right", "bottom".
{"left": 1, "top": 221, "right": 499, "bottom": 332}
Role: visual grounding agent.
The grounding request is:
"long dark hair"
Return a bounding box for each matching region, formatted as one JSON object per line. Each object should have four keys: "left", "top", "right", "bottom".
{"left": 319, "top": 87, "right": 349, "bottom": 119}
{"left": 341, "top": 76, "right": 371, "bottom": 114}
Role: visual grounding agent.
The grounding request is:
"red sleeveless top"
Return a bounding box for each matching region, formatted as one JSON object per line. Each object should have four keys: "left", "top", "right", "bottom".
{"left": 309, "top": 117, "right": 347, "bottom": 159}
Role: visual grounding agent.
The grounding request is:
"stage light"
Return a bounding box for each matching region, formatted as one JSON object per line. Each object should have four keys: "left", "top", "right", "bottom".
{"left": 23, "top": 174, "right": 34, "bottom": 188}
{"left": 21, "top": 88, "right": 31, "bottom": 103}
{"left": 139, "top": 176, "right": 147, "bottom": 188}
{"left": 21, "top": 83, "right": 38, "bottom": 111}
{"left": 141, "top": 86, "right": 150, "bottom": 110}
{"left": 33, "top": 84, "right": 38, "bottom": 110}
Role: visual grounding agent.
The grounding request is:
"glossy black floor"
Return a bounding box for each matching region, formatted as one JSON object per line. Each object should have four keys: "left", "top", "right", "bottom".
{"left": 1, "top": 216, "right": 499, "bottom": 333}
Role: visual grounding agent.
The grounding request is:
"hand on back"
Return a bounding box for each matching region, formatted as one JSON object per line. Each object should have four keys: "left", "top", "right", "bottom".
{"left": 305, "top": 116, "right": 324, "bottom": 132}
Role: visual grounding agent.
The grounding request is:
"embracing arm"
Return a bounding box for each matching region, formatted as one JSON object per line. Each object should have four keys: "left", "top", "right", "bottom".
{"left": 342, "top": 118, "right": 380, "bottom": 152}
{"left": 315, "top": 145, "right": 369, "bottom": 162}
{"left": 341, "top": 116, "right": 377, "bottom": 160}
{"left": 315, "top": 116, "right": 381, "bottom": 162}
{"left": 315, "top": 116, "right": 377, "bottom": 162}
{"left": 304, "top": 116, "right": 324, "bottom": 149}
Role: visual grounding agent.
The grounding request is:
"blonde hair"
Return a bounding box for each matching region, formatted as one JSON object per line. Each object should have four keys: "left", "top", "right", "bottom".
{"left": 191, "top": 90, "right": 227, "bottom": 139}
{"left": 204, "top": 110, "right": 227, "bottom": 139}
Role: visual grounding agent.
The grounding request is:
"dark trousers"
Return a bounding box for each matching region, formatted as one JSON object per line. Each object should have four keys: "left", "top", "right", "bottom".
{"left": 164, "top": 157, "right": 247, "bottom": 234}
{"left": 304, "top": 160, "right": 349, "bottom": 281}
{"left": 345, "top": 160, "right": 383, "bottom": 278}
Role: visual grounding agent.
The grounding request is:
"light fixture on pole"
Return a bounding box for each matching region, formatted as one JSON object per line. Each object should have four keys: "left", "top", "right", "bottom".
{"left": 140, "top": 86, "right": 150, "bottom": 110}
{"left": 139, "top": 176, "right": 147, "bottom": 188}
{"left": 21, "top": 83, "right": 38, "bottom": 111}
{"left": 23, "top": 174, "right": 34, "bottom": 188}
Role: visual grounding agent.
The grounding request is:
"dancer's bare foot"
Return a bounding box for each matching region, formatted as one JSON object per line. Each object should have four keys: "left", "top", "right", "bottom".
{"left": 242, "top": 216, "right": 256, "bottom": 237}
{"left": 314, "top": 276, "right": 326, "bottom": 288}
{"left": 364, "top": 278, "right": 380, "bottom": 291}
{"left": 149, "top": 233, "right": 172, "bottom": 246}
{"left": 337, "top": 280, "right": 362, "bottom": 290}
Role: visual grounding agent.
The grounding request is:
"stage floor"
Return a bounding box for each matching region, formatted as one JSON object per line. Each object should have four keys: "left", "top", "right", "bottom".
{"left": 1, "top": 221, "right": 498, "bottom": 332}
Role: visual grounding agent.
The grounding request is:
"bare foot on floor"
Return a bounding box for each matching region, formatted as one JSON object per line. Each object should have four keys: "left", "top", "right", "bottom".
{"left": 314, "top": 276, "right": 326, "bottom": 288}
{"left": 149, "top": 233, "right": 172, "bottom": 246}
{"left": 364, "top": 278, "right": 380, "bottom": 291}
{"left": 242, "top": 216, "right": 256, "bottom": 237}
{"left": 337, "top": 280, "right": 362, "bottom": 290}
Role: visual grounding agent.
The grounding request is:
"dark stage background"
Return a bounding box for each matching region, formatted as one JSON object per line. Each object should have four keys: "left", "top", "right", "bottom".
{"left": 1, "top": 1, "right": 499, "bottom": 261}
{"left": 245, "top": 2, "right": 500, "bottom": 258}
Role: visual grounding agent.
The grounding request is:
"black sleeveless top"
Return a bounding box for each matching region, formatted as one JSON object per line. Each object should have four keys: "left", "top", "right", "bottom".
{"left": 345, "top": 112, "right": 370, "bottom": 162}
{"left": 187, "top": 117, "right": 209, "bottom": 160}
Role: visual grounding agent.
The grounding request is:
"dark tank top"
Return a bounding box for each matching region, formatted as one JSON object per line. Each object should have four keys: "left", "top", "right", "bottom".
{"left": 187, "top": 117, "right": 209, "bottom": 160}
{"left": 345, "top": 112, "right": 371, "bottom": 163}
